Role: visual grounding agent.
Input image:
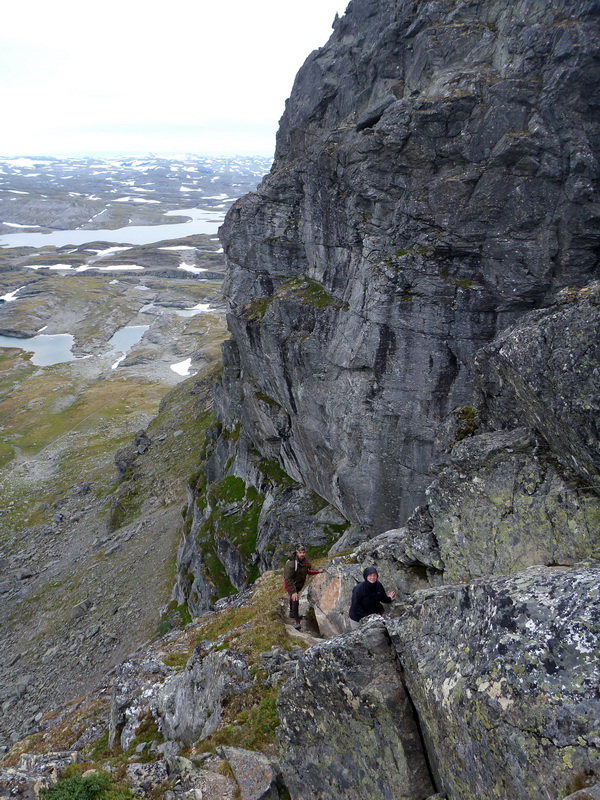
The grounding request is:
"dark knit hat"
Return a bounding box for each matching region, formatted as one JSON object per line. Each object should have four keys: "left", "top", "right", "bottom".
{"left": 295, "top": 542, "right": 306, "bottom": 552}
{"left": 363, "top": 566, "right": 378, "bottom": 579}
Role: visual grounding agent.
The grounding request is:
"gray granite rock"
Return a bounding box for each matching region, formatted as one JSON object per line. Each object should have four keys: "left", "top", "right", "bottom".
{"left": 217, "top": 746, "right": 280, "bottom": 800}
{"left": 564, "top": 785, "right": 600, "bottom": 800}
{"left": 157, "top": 649, "right": 251, "bottom": 746}
{"left": 475, "top": 285, "right": 600, "bottom": 486}
{"left": 427, "top": 428, "right": 600, "bottom": 582}
{"left": 108, "top": 655, "right": 171, "bottom": 750}
{"left": 0, "top": 751, "right": 80, "bottom": 799}
{"left": 388, "top": 565, "right": 600, "bottom": 799}
{"left": 125, "top": 760, "right": 168, "bottom": 796}
{"left": 219, "top": 0, "right": 600, "bottom": 537}
{"left": 277, "top": 618, "right": 434, "bottom": 800}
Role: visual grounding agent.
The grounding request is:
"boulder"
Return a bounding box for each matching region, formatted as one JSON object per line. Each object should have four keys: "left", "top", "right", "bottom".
{"left": 217, "top": 746, "right": 280, "bottom": 800}
{"left": 426, "top": 428, "right": 600, "bottom": 582}
{"left": 108, "top": 655, "right": 171, "bottom": 750}
{"left": 277, "top": 618, "right": 434, "bottom": 800}
{"left": 0, "top": 751, "right": 79, "bottom": 799}
{"left": 388, "top": 565, "right": 600, "bottom": 799}
{"left": 304, "top": 562, "right": 359, "bottom": 637}
{"left": 305, "top": 511, "right": 441, "bottom": 637}
{"left": 475, "top": 286, "right": 600, "bottom": 485}
{"left": 125, "top": 760, "right": 168, "bottom": 796}
{"left": 564, "top": 786, "right": 600, "bottom": 800}
{"left": 157, "top": 649, "right": 251, "bottom": 745}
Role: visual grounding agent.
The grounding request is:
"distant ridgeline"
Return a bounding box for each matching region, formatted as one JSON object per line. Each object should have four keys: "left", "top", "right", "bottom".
{"left": 176, "top": 0, "right": 600, "bottom": 796}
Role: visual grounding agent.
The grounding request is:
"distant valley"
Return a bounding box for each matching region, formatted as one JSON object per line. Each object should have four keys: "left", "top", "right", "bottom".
{"left": 0, "top": 154, "right": 270, "bottom": 748}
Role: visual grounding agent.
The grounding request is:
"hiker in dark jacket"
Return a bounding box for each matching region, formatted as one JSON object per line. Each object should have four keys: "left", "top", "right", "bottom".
{"left": 349, "top": 566, "right": 395, "bottom": 627}
{"left": 283, "top": 543, "right": 323, "bottom": 629}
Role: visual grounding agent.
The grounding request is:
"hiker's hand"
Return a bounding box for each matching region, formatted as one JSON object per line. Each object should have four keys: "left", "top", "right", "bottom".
{"left": 292, "top": 592, "right": 299, "bottom": 601}
{"left": 319, "top": 569, "right": 325, "bottom": 574}
{"left": 389, "top": 591, "right": 396, "bottom": 601}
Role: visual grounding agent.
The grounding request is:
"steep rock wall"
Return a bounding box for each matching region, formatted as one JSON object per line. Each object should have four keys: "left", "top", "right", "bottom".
{"left": 219, "top": 0, "right": 600, "bottom": 534}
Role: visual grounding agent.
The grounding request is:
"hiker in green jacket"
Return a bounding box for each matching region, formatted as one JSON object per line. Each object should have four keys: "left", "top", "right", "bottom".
{"left": 283, "top": 543, "right": 324, "bottom": 629}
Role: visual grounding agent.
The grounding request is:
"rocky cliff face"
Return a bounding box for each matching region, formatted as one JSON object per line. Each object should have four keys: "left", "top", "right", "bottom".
{"left": 218, "top": 0, "right": 600, "bottom": 540}
{"left": 182, "top": 0, "right": 600, "bottom": 796}
{"left": 3, "top": 0, "right": 600, "bottom": 798}
{"left": 177, "top": 0, "right": 600, "bottom": 608}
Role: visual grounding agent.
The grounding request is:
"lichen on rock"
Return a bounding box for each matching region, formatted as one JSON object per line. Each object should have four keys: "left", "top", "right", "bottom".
{"left": 388, "top": 565, "right": 600, "bottom": 799}
{"left": 277, "top": 618, "right": 434, "bottom": 800}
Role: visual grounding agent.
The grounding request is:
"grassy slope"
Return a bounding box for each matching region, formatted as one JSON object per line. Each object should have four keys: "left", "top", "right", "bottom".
{"left": 0, "top": 268, "right": 230, "bottom": 743}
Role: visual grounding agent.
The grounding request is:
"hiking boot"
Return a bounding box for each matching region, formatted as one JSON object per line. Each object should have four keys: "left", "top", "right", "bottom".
{"left": 294, "top": 620, "right": 302, "bottom": 630}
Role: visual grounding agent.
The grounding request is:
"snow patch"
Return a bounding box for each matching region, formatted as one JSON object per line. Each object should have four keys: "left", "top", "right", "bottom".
{"left": 0, "top": 286, "right": 25, "bottom": 302}
{"left": 178, "top": 264, "right": 208, "bottom": 274}
{"left": 170, "top": 358, "right": 193, "bottom": 376}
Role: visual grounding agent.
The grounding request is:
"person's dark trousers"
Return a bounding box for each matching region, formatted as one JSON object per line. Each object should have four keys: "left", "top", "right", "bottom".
{"left": 288, "top": 593, "right": 300, "bottom": 622}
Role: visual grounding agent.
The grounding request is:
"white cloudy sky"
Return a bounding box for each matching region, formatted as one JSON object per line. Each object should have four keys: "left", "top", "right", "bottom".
{"left": 0, "top": 0, "right": 348, "bottom": 157}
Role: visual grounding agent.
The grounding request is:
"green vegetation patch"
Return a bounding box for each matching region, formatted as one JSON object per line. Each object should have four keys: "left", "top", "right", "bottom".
{"left": 195, "top": 478, "right": 264, "bottom": 600}
{"left": 0, "top": 369, "right": 165, "bottom": 459}
{"left": 454, "top": 405, "right": 480, "bottom": 442}
{"left": 243, "top": 295, "right": 274, "bottom": 322}
{"left": 279, "top": 277, "right": 345, "bottom": 310}
{"left": 254, "top": 391, "right": 282, "bottom": 408}
{"left": 208, "top": 475, "right": 247, "bottom": 505}
{"left": 23, "top": 252, "right": 87, "bottom": 268}
{"left": 198, "top": 572, "right": 294, "bottom": 662}
{"left": 257, "top": 457, "right": 297, "bottom": 488}
{"left": 242, "top": 276, "right": 346, "bottom": 322}
{"left": 40, "top": 769, "right": 133, "bottom": 800}
{"left": 190, "top": 571, "right": 306, "bottom": 755}
{"left": 202, "top": 538, "right": 238, "bottom": 599}
{"left": 197, "top": 685, "right": 279, "bottom": 754}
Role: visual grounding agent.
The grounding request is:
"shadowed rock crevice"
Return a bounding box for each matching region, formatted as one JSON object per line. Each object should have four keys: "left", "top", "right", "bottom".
{"left": 277, "top": 619, "right": 435, "bottom": 800}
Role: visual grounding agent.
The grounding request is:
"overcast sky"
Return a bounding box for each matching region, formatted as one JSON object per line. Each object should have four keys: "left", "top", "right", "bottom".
{"left": 0, "top": 0, "right": 348, "bottom": 158}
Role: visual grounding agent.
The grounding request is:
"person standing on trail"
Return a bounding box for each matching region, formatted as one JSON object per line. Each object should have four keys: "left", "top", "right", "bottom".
{"left": 348, "top": 566, "right": 395, "bottom": 629}
{"left": 284, "top": 543, "right": 324, "bottom": 629}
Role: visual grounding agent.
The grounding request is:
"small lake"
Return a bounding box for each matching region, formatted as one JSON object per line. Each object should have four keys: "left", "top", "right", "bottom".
{"left": 0, "top": 207, "right": 228, "bottom": 250}
{"left": 107, "top": 325, "right": 149, "bottom": 353}
{"left": 0, "top": 333, "right": 78, "bottom": 366}
{"left": 0, "top": 325, "right": 151, "bottom": 367}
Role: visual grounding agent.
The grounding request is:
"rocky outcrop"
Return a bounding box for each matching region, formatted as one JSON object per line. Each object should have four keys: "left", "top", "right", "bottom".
{"left": 176, "top": 0, "right": 600, "bottom": 624}
{"left": 427, "top": 427, "right": 600, "bottom": 582}
{"left": 108, "top": 654, "right": 172, "bottom": 750}
{"left": 209, "top": 0, "right": 600, "bottom": 796}
{"left": 217, "top": 747, "right": 281, "bottom": 800}
{"left": 389, "top": 564, "right": 600, "bottom": 799}
{"left": 277, "top": 618, "right": 434, "bottom": 800}
{"left": 281, "top": 565, "right": 600, "bottom": 800}
{"left": 219, "top": 0, "right": 600, "bottom": 537}
{"left": 475, "top": 284, "right": 600, "bottom": 486}
{"left": 157, "top": 648, "right": 252, "bottom": 746}
{"left": 0, "top": 752, "right": 80, "bottom": 799}
{"left": 174, "top": 412, "right": 349, "bottom": 616}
